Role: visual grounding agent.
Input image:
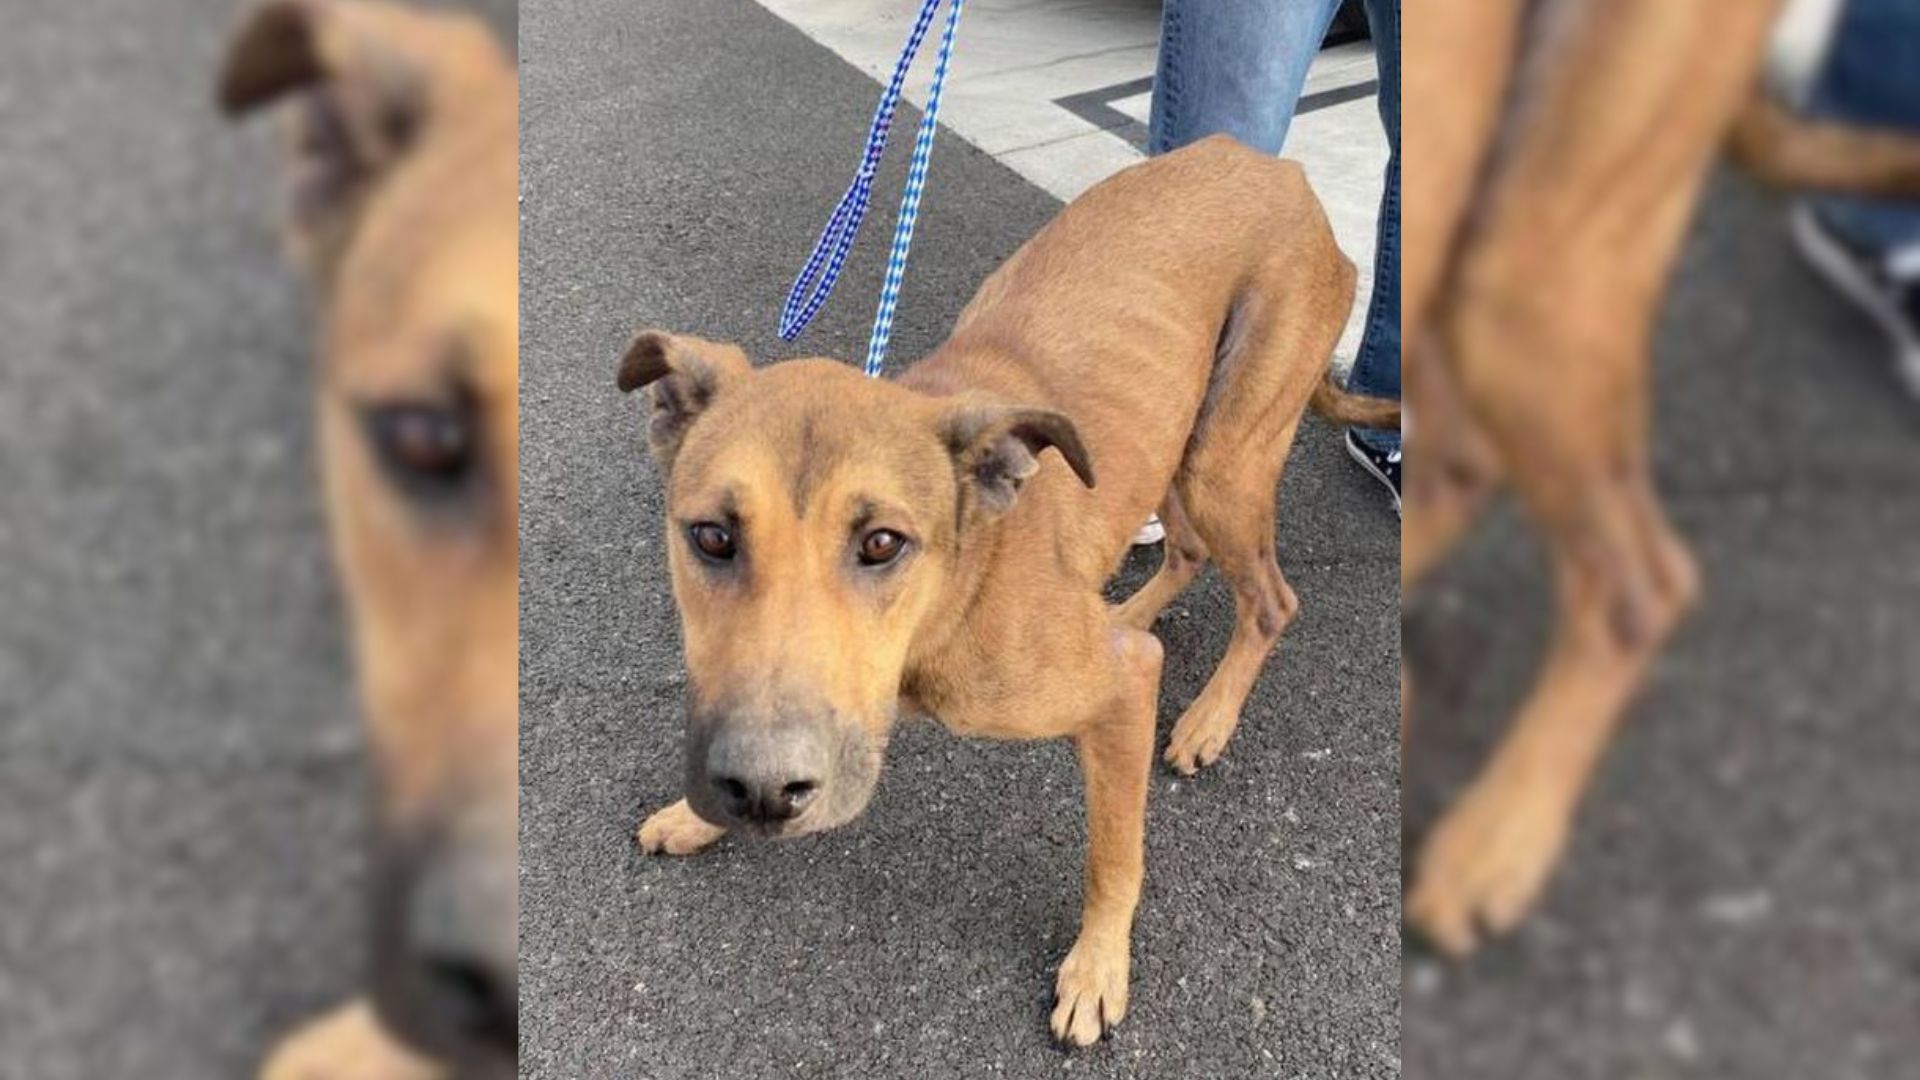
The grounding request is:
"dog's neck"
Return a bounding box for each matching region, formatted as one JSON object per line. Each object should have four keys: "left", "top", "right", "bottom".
{"left": 899, "top": 500, "right": 1015, "bottom": 694}
{"left": 901, "top": 335, "right": 1052, "bottom": 407}
{"left": 892, "top": 338, "right": 1086, "bottom": 720}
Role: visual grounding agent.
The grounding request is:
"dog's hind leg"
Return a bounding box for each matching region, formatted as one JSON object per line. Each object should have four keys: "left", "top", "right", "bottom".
{"left": 1114, "top": 491, "right": 1208, "bottom": 631}
{"left": 1406, "top": 382, "right": 1699, "bottom": 955}
{"left": 1407, "top": 318, "right": 1701, "bottom": 954}
{"left": 1403, "top": 332, "right": 1504, "bottom": 596}
{"left": 1397, "top": 0, "right": 1529, "bottom": 750}
{"left": 1402, "top": 0, "right": 1529, "bottom": 349}
{"left": 1406, "top": 0, "right": 1773, "bottom": 955}
{"left": 1401, "top": 332, "right": 1506, "bottom": 749}
{"left": 1159, "top": 253, "right": 1348, "bottom": 775}
{"left": 1164, "top": 428, "right": 1303, "bottom": 776}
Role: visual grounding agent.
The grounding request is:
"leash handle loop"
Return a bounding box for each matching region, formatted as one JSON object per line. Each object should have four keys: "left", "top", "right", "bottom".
{"left": 777, "top": 0, "right": 968, "bottom": 380}
{"left": 777, "top": 0, "right": 945, "bottom": 342}
{"left": 864, "top": 0, "right": 964, "bottom": 377}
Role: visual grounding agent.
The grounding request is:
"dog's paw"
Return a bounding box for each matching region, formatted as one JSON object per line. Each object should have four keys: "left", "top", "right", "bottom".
{"left": 636, "top": 798, "right": 726, "bottom": 856}
{"left": 260, "top": 999, "right": 442, "bottom": 1080}
{"left": 1049, "top": 934, "right": 1130, "bottom": 1047}
{"left": 1406, "top": 770, "right": 1571, "bottom": 957}
{"left": 1163, "top": 699, "right": 1240, "bottom": 775}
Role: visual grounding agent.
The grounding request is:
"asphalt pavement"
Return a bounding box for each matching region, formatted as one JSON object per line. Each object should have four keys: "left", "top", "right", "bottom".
{"left": 1403, "top": 173, "right": 1920, "bottom": 1078}
{"left": 0, "top": 2, "right": 512, "bottom": 1077}
{"left": 517, "top": 1, "right": 1401, "bottom": 1077}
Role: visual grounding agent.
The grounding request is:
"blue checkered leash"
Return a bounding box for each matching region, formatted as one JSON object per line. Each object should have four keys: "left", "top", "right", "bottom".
{"left": 778, "top": 0, "right": 967, "bottom": 377}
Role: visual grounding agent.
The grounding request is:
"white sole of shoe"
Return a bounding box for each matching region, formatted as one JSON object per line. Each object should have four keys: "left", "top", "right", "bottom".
{"left": 1130, "top": 515, "right": 1166, "bottom": 547}
{"left": 1344, "top": 432, "right": 1401, "bottom": 516}
{"left": 1790, "top": 205, "right": 1920, "bottom": 399}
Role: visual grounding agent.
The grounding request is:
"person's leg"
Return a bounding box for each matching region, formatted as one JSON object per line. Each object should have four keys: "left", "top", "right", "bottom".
{"left": 1137, "top": 0, "right": 1341, "bottom": 542}
{"left": 1346, "top": 0, "right": 1401, "bottom": 463}
{"left": 1805, "top": 0, "right": 1920, "bottom": 253}
{"left": 1793, "top": 0, "right": 1920, "bottom": 394}
{"left": 1149, "top": 0, "right": 1342, "bottom": 156}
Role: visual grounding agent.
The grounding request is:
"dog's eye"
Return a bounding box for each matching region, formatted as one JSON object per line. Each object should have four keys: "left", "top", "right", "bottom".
{"left": 689, "top": 523, "right": 736, "bottom": 562}
{"left": 857, "top": 529, "right": 908, "bottom": 567}
{"left": 363, "top": 402, "right": 476, "bottom": 496}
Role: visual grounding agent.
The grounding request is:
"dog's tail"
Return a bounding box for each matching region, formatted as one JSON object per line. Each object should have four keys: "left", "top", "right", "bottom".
{"left": 1730, "top": 97, "right": 1920, "bottom": 200}
{"left": 1309, "top": 371, "right": 1400, "bottom": 430}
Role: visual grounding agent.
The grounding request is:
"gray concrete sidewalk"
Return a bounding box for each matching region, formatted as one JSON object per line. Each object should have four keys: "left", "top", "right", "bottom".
{"left": 1404, "top": 174, "right": 1920, "bottom": 1079}
{"left": 517, "top": 0, "right": 1400, "bottom": 1076}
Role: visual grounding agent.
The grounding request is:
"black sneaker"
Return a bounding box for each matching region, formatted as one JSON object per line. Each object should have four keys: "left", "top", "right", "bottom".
{"left": 1791, "top": 204, "right": 1920, "bottom": 398}
{"left": 1345, "top": 429, "right": 1401, "bottom": 516}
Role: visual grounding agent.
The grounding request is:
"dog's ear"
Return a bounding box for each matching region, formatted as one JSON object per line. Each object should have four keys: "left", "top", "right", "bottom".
{"left": 617, "top": 330, "right": 752, "bottom": 468}
{"left": 940, "top": 403, "right": 1096, "bottom": 514}
{"left": 216, "top": 0, "right": 503, "bottom": 284}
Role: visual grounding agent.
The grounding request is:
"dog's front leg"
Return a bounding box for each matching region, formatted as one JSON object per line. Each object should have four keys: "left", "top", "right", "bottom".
{"left": 637, "top": 797, "right": 726, "bottom": 855}
{"left": 260, "top": 999, "right": 442, "bottom": 1080}
{"left": 1050, "top": 627, "right": 1162, "bottom": 1046}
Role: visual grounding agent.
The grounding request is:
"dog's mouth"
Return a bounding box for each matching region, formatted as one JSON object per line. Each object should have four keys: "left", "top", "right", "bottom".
{"left": 368, "top": 813, "right": 519, "bottom": 1070}
{"left": 731, "top": 813, "right": 820, "bottom": 840}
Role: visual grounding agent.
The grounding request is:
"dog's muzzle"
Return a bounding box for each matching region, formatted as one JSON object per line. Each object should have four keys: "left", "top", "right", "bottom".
{"left": 683, "top": 709, "right": 882, "bottom": 835}
{"left": 370, "top": 808, "right": 518, "bottom": 1070}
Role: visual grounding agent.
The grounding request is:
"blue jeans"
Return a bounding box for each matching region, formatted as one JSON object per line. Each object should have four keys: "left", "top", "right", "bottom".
{"left": 1810, "top": 0, "right": 1920, "bottom": 253}
{"left": 1150, "top": 0, "right": 1402, "bottom": 455}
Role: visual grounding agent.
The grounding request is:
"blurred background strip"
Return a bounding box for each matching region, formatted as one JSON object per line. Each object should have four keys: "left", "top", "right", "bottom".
{"left": 0, "top": 2, "right": 513, "bottom": 1077}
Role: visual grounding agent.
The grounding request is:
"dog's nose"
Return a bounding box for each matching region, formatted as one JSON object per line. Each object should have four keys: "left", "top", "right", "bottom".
{"left": 712, "top": 771, "right": 819, "bottom": 823}
{"left": 373, "top": 829, "right": 518, "bottom": 1063}
{"left": 702, "top": 722, "right": 828, "bottom": 825}
{"left": 406, "top": 888, "right": 517, "bottom": 1051}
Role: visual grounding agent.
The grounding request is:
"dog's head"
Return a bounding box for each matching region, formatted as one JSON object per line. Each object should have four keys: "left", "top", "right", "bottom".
{"left": 618, "top": 332, "right": 1094, "bottom": 837}
{"left": 220, "top": 0, "right": 516, "bottom": 1069}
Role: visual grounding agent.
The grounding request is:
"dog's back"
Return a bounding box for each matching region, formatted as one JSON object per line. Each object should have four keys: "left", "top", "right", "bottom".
{"left": 905, "top": 135, "right": 1355, "bottom": 566}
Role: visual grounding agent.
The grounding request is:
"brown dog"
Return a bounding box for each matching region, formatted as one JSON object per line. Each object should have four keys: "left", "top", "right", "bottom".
{"left": 621, "top": 135, "right": 1399, "bottom": 1045}
{"left": 1402, "top": 0, "right": 1920, "bottom": 956}
{"left": 219, "top": 1, "right": 518, "bottom": 1075}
